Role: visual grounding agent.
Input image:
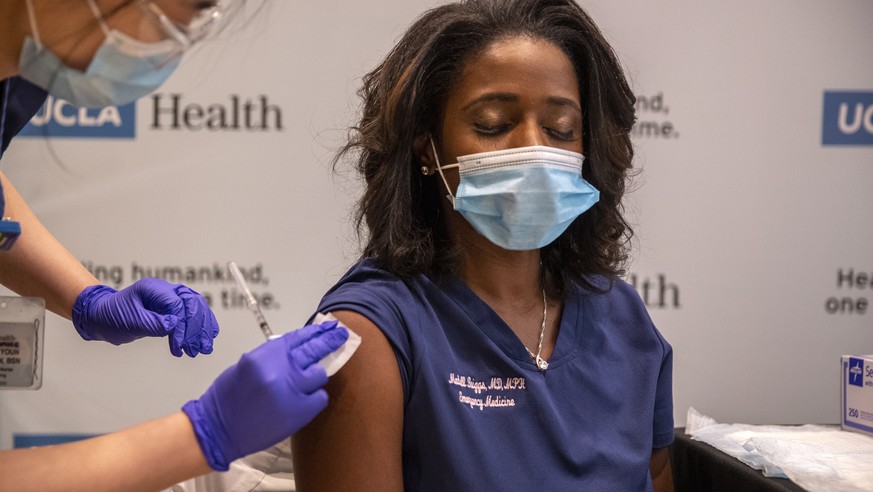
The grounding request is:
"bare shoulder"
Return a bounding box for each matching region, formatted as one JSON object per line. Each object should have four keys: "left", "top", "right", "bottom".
{"left": 292, "top": 310, "right": 405, "bottom": 492}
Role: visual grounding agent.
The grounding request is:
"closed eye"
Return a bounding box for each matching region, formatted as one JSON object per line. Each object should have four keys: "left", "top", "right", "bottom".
{"left": 474, "top": 122, "right": 511, "bottom": 136}
{"left": 546, "top": 127, "right": 577, "bottom": 141}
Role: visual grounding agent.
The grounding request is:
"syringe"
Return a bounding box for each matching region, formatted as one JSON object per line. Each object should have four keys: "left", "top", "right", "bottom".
{"left": 227, "top": 261, "right": 274, "bottom": 340}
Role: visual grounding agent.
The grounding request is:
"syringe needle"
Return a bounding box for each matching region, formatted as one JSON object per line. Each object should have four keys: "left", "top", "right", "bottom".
{"left": 227, "top": 261, "right": 274, "bottom": 339}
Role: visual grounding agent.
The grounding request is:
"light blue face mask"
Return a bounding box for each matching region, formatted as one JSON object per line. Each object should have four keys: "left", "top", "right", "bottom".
{"left": 18, "top": 0, "right": 182, "bottom": 108}
{"left": 431, "top": 140, "right": 600, "bottom": 251}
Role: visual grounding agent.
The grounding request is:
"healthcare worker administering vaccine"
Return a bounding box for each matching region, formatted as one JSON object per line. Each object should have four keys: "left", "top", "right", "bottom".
{"left": 0, "top": 1, "right": 351, "bottom": 490}
{"left": 1, "top": 0, "right": 221, "bottom": 356}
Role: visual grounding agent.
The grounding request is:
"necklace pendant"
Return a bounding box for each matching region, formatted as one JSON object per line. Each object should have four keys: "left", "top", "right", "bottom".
{"left": 536, "top": 356, "right": 549, "bottom": 371}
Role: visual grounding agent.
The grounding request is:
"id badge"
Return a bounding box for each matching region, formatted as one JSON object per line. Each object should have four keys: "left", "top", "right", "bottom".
{"left": 0, "top": 219, "right": 21, "bottom": 251}
{"left": 0, "top": 297, "right": 45, "bottom": 390}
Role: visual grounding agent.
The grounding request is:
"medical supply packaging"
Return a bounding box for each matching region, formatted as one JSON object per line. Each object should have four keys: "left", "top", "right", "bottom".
{"left": 842, "top": 355, "right": 873, "bottom": 437}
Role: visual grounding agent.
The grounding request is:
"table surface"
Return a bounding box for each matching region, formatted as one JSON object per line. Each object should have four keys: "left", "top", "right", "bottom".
{"left": 670, "top": 428, "right": 808, "bottom": 492}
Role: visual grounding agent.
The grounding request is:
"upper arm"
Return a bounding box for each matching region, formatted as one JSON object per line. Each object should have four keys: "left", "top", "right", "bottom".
{"left": 650, "top": 447, "right": 674, "bottom": 492}
{"left": 292, "top": 310, "right": 405, "bottom": 492}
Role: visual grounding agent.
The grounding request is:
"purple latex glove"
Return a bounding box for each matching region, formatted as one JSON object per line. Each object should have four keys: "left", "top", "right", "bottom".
{"left": 182, "top": 320, "right": 349, "bottom": 471}
{"left": 72, "top": 278, "right": 220, "bottom": 357}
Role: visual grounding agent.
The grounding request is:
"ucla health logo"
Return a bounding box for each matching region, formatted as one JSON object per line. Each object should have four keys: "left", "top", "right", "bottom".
{"left": 822, "top": 91, "right": 873, "bottom": 146}
{"left": 18, "top": 95, "right": 135, "bottom": 139}
{"left": 848, "top": 358, "right": 865, "bottom": 387}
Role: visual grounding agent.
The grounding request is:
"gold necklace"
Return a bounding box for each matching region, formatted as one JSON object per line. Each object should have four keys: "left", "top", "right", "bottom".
{"left": 523, "top": 289, "right": 549, "bottom": 371}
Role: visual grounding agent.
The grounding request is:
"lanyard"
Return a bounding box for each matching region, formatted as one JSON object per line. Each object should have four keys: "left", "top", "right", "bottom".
{"left": 0, "top": 80, "right": 10, "bottom": 160}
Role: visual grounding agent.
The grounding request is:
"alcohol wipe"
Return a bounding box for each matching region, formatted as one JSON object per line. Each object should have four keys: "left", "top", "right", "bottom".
{"left": 311, "top": 312, "right": 361, "bottom": 376}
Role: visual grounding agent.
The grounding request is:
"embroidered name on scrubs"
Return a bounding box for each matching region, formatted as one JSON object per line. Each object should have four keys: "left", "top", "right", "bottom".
{"left": 449, "top": 372, "right": 526, "bottom": 411}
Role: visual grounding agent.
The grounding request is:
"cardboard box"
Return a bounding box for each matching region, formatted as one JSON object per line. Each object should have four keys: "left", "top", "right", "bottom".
{"left": 841, "top": 355, "right": 873, "bottom": 437}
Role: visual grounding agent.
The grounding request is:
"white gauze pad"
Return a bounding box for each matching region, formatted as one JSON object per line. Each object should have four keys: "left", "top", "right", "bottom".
{"left": 311, "top": 312, "right": 361, "bottom": 376}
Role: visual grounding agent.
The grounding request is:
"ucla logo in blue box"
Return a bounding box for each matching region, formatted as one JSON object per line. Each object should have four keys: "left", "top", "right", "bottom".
{"left": 822, "top": 91, "right": 873, "bottom": 146}
{"left": 849, "top": 357, "right": 865, "bottom": 387}
{"left": 18, "top": 95, "right": 135, "bottom": 139}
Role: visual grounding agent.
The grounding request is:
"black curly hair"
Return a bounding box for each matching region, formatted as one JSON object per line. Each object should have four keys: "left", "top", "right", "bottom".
{"left": 338, "top": 0, "right": 637, "bottom": 296}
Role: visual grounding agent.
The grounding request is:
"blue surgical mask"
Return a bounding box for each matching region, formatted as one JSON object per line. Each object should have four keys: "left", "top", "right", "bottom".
{"left": 431, "top": 140, "right": 600, "bottom": 250}
{"left": 18, "top": 0, "right": 182, "bottom": 108}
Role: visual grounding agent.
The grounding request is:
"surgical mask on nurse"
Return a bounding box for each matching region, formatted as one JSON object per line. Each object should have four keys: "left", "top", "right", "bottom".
{"left": 18, "top": 0, "right": 221, "bottom": 108}
{"left": 430, "top": 139, "right": 600, "bottom": 251}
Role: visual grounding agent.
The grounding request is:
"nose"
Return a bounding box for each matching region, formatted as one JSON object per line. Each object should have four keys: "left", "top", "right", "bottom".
{"left": 510, "top": 117, "right": 546, "bottom": 148}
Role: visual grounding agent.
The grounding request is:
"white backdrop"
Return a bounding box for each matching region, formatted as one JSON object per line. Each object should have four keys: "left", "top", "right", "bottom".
{"left": 1, "top": 0, "right": 871, "bottom": 449}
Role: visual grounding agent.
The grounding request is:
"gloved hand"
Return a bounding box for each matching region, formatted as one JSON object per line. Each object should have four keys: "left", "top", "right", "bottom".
{"left": 72, "top": 278, "right": 219, "bottom": 357}
{"left": 182, "top": 320, "right": 349, "bottom": 471}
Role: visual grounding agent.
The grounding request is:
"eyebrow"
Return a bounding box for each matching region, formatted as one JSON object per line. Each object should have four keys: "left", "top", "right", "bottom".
{"left": 547, "top": 96, "right": 583, "bottom": 113}
{"left": 462, "top": 93, "right": 582, "bottom": 113}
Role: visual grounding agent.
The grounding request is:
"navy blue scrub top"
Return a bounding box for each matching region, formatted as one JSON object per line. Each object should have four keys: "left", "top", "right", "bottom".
{"left": 0, "top": 76, "right": 48, "bottom": 215}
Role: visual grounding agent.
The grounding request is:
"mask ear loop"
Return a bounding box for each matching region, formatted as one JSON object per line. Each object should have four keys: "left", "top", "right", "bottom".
{"left": 24, "top": 0, "right": 43, "bottom": 48}
{"left": 429, "top": 136, "right": 459, "bottom": 206}
{"left": 86, "top": 0, "right": 113, "bottom": 38}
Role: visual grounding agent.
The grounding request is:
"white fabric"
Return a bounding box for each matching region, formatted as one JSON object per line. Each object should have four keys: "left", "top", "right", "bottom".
{"left": 686, "top": 407, "right": 873, "bottom": 492}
